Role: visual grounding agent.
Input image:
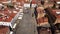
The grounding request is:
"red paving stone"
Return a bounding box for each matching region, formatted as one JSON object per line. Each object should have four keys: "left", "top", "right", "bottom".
{"left": 0, "top": 7, "right": 19, "bottom": 22}
{"left": 0, "top": 26, "right": 10, "bottom": 34}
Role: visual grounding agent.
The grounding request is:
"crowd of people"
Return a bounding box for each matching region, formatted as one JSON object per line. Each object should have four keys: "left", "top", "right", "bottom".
{"left": 33, "top": 0, "right": 60, "bottom": 34}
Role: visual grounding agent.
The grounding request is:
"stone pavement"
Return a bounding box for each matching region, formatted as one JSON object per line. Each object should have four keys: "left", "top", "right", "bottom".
{"left": 14, "top": 8, "right": 38, "bottom": 34}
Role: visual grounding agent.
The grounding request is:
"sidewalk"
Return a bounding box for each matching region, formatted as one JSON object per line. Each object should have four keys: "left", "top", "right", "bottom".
{"left": 14, "top": 8, "right": 38, "bottom": 34}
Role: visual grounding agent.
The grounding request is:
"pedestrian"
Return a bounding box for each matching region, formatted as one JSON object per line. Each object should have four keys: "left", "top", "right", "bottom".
{"left": 34, "top": 6, "right": 37, "bottom": 18}
{"left": 30, "top": 1, "right": 32, "bottom": 8}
